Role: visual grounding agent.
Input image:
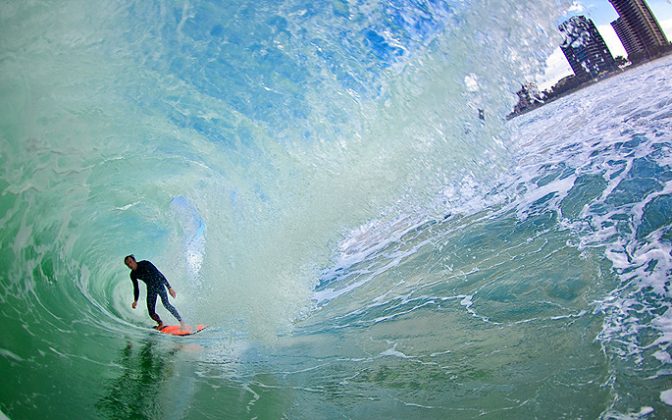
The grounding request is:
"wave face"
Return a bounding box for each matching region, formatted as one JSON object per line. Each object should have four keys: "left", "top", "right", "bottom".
{"left": 2, "top": 1, "right": 672, "bottom": 418}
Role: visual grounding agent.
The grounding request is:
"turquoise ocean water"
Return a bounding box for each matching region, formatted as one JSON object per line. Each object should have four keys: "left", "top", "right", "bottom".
{"left": 2, "top": 1, "right": 672, "bottom": 418}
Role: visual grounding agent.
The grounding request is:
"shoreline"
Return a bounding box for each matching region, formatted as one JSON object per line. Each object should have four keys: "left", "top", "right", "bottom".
{"left": 508, "top": 49, "right": 672, "bottom": 120}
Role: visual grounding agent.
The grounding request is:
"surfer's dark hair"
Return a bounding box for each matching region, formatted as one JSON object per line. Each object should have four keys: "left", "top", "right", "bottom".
{"left": 124, "top": 254, "right": 136, "bottom": 262}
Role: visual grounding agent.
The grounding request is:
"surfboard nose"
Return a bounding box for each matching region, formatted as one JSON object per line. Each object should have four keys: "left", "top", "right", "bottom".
{"left": 157, "top": 324, "right": 207, "bottom": 336}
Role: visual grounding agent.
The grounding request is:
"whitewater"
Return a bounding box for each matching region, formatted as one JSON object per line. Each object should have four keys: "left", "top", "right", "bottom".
{"left": 1, "top": 1, "right": 672, "bottom": 418}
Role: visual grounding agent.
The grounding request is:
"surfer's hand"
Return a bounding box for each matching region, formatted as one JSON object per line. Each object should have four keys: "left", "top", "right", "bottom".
{"left": 169, "top": 288, "right": 176, "bottom": 298}
{"left": 132, "top": 301, "right": 137, "bottom": 309}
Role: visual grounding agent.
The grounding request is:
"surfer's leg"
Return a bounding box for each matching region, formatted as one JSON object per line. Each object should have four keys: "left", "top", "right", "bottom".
{"left": 158, "top": 285, "right": 182, "bottom": 322}
{"left": 146, "top": 288, "right": 162, "bottom": 326}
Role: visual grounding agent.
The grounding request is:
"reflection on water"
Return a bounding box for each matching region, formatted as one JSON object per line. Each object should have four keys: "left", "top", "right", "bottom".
{"left": 94, "top": 336, "right": 297, "bottom": 419}
{"left": 96, "top": 339, "right": 179, "bottom": 419}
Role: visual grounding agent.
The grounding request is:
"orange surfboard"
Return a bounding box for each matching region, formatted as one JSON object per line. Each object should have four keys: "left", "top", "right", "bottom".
{"left": 155, "top": 324, "right": 206, "bottom": 336}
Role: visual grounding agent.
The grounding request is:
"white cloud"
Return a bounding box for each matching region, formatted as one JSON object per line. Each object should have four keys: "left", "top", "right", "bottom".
{"left": 597, "top": 24, "right": 627, "bottom": 58}
{"left": 536, "top": 48, "right": 573, "bottom": 90}
{"left": 567, "top": 1, "right": 585, "bottom": 13}
{"left": 662, "top": 18, "right": 672, "bottom": 39}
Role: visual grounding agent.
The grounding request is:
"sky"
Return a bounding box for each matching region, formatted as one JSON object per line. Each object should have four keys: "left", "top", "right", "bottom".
{"left": 536, "top": 0, "right": 672, "bottom": 89}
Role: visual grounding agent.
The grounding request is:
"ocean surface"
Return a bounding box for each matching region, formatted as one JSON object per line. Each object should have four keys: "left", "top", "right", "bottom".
{"left": 2, "top": 1, "right": 672, "bottom": 418}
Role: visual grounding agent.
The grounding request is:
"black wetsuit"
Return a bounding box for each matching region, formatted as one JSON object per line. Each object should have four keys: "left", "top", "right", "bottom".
{"left": 130, "top": 260, "right": 182, "bottom": 324}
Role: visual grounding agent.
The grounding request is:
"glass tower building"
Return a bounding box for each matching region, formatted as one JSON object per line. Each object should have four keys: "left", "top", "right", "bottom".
{"left": 559, "top": 16, "right": 617, "bottom": 80}
{"left": 609, "top": 0, "right": 670, "bottom": 62}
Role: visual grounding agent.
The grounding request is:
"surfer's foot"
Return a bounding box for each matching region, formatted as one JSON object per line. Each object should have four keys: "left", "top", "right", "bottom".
{"left": 179, "top": 321, "right": 189, "bottom": 331}
{"left": 154, "top": 322, "right": 164, "bottom": 330}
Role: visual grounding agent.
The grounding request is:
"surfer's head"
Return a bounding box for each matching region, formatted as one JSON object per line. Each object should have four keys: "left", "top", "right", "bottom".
{"left": 124, "top": 254, "right": 138, "bottom": 271}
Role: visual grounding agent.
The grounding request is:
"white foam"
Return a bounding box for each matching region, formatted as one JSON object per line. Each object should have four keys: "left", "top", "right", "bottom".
{"left": 653, "top": 351, "right": 671, "bottom": 363}
{"left": 380, "top": 343, "right": 412, "bottom": 359}
{"left": 502, "top": 57, "right": 672, "bottom": 412}
{"left": 648, "top": 309, "right": 672, "bottom": 348}
{"left": 661, "top": 389, "right": 672, "bottom": 406}
{"left": 464, "top": 73, "right": 480, "bottom": 92}
{"left": 636, "top": 406, "right": 655, "bottom": 416}
{"left": 0, "top": 348, "right": 24, "bottom": 362}
{"left": 114, "top": 201, "right": 139, "bottom": 211}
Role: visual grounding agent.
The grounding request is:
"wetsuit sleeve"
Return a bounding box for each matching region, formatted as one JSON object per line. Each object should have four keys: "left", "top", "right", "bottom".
{"left": 148, "top": 261, "right": 171, "bottom": 289}
{"left": 130, "top": 272, "right": 139, "bottom": 302}
{"left": 158, "top": 270, "right": 171, "bottom": 289}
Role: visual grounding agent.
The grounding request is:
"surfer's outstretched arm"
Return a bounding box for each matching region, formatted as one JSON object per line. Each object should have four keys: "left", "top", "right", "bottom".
{"left": 130, "top": 277, "right": 140, "bottom": 308}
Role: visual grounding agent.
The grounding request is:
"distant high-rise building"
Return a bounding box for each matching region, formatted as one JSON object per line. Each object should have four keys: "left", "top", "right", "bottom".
{"left": 609, "top": 0, "right": 670, "bottom": 62}
{"left": 612, "top": 17, "right": 640, "bottom": 57}
{"left": 559, "top": 16, "right": 617, "bottom": 80}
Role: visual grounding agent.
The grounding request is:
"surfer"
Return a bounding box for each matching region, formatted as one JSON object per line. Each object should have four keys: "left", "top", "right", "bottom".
{"left": 124, "top": 255, "right": 186, "bottom": 331}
